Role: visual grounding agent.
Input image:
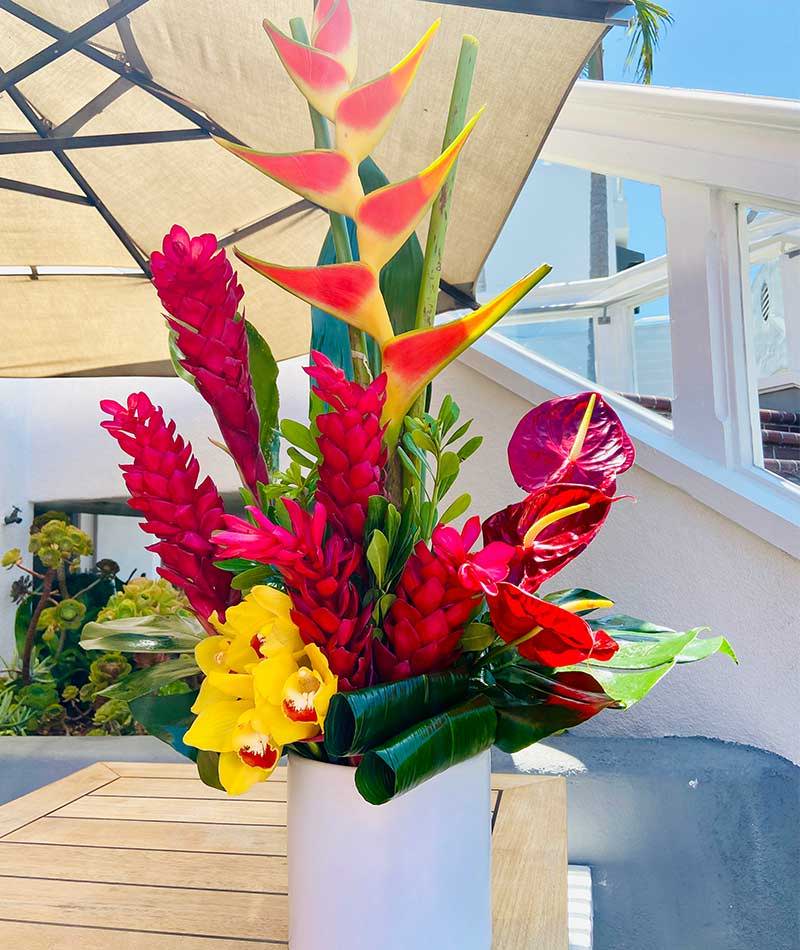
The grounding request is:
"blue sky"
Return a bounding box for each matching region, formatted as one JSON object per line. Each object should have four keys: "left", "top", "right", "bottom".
{"left": 601, "top": 0, "right": 798, "bottom": 99}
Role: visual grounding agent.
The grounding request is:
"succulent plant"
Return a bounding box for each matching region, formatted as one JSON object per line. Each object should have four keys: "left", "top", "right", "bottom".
{"left": 97, "top": 577, "right": 190, "bottom": 622}
{"left": 28, "top": 519, "right": 92, "bottom": 571}
{"left": 1, "top": 547, "right": 21, "bottom": 568}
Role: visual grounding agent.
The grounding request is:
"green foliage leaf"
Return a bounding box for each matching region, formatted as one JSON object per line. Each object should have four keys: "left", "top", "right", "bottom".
{"left": 14, "top": 598, "right": 33, "bottom": 656}
{"left": 323, "top": 671, "right": 471, "bottom": 758}
{"left": 80, "top": 614, "right": 205, "bottom": 654}
{"left": 544, "top": 588, "right": 614, "bottom": 614}
{"left": 460, "top": 621, "right": 495, "bottom": 652}
{"left": 366, "top": 530, "right": 389, "bottom": 587}
{"left": 215, "top": 558, "right": 262, "bottom": 573}
{"left": 457, "top": 436, "right": 483, "bottom": 461}
{"left": 197, "top": 750, "right": 225, "bottom": 791}
{"left": 129, "top": 689, "right": 198, "bottom": 761}
{"left": 168, "top": 330, "right": 197, "bottom": 389}
{"left": 439, "top": 492, "right": 472, "bottom": 526}
{"left": 354, "top": 696, "right": 496, "bottom": 805}
{"left": 280, "top": 419, "right": 319, "bottom": 458}
{"left": 245, "top": 320, "right": 280, "bottom": 473}
{"left": 230, "top": 565, "right": 273, "bottom": 592}
{"left": 99, "top": 656, "right": 199, "bottom": 702}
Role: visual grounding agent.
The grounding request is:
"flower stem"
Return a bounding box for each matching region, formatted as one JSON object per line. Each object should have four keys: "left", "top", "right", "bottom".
{"left": 22, "top": 569, "right": 55, "bottom": 684}
{"left": 288, "top": 16, "right": 370, "bottom": 387}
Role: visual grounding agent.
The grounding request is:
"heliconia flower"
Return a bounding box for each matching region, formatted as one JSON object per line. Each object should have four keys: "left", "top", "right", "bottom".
{"left": 355, "top": 109, "right": 481, "bottom": 271}
{"left": 376, "top": 518, "right": 514, "bottom": 681}
{"left": 215, "top": 501, "right": 374, "bottom": 691}
{"left": 483, "top": 483, "right": 620, "bottom": 591}
{"left": 305, "top": 351, "right": 387, "bottom": 541}
{"left": 234, "top": 253, "right": 394, "bottom": 348}
{"left": 508, "top": 392, "right": 635, "bottom": 495}
{"left": 487, "top": 582, "right": 619, "bottom": 668}
{"left": 311, "top": 0, "right": 358, "bottom": 81}
{"left": 335, "top": 20, "right": 440, "bottom": 162}
{"left": 150, "top": 225, "right": 268, "bottom": 496}
{"left": 213, "top": 142, "right": 364, "bottom": 218}
{"left": 100, "top": 392, "right": 237, "bottom": 622}
{"left": 263, "top": 18, "right": 350, "bottom": 120}
{"left": 380, "top": 264, "right": 552, "bottom": 442}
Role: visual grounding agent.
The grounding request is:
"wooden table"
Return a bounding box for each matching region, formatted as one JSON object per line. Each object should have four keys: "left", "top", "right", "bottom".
{"left": 0, "top": 761, "right": 568, "bottom": 948}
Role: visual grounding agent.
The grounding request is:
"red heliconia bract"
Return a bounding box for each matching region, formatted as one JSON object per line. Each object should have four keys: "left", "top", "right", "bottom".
{"left": 215, "top": 501, "right": 374, "bottom": 690}
{"left": 487, "top": 582, "right": 618, "bottom": 668}
{"left": 376, "top": 518, "right": 514, "bottom": 681}
{"left": 508, "top": 392, "right": 635, "bottom": 495}
{"left": 151, "top": 225, "right": 268, "bottom": 497}
{"left": 100, "top": 393, "right": 238, "bottom": 622}
{"left": 305, "top": 351, "right": 387, "bottom": 543}
{"left": 483, "top": 483, "right": 618, "bottom": 591}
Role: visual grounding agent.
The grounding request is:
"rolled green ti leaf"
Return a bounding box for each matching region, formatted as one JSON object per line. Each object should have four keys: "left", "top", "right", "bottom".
{"left": 323, "top": 670, "right": 470, "bottom": 757}
{"left": 98, "top": 656, "right": 199, "bottom": 702}
{"left": 354, "top": 695, "right": 496, "bottom": 806}
{"left": 80, "top": 614, "right": 205, "bottom": 653}
{"left": 196, "top": 750, "right": 225, "bottom": 792}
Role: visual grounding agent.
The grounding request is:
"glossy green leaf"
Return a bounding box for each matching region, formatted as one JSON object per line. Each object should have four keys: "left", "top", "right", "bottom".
{"left": 460, "top": 621, "right": 495, "bottom": 652}
{"left": 197, "top": 750, "right": 225, "bottom": 791}
{"left": 80, "top": 614, "right": 205, "bottom": 653}
{"left": 168, "top": 330, "right": 197, "bottom": 389}
{"left": 439, "top": 492, "right": 471, "bottom": 526}
{"left": 544, "top": 588, "right": 614, "bottom": 615}
{"left": 581, "top": 662, "right": 675, "bottom": 709}
{"left": 280, "top": 419, "right": 320, "bottom": 458}
{"left": 677, "top": 635, "right": 738, "bottom": 664}
{"left": 215, "top": 558, "right": 262, "bottom": 573}
{"left": 323, "top": 670, "right": 471, "bottom": 757}
{"left": 366, "top": 529, "right": 389, "bottom": 587}
{"left": 230, "top": 565, "right": 273, "bottom": 592}
{"left": 245, "top": 321, "right": 280, "bottom": 473}
{"left": 129, "top": 689, "right": 198, "bottom": 761}
{"left": 457, "top": 436, "right": 483, "bottom": 461}
{"left": 99, "top": 656, "right": 199, "bottom": 702}
{"left": 354, "top": 696, "right": 496, "bottom": 805}
{"left": 590, "top": 616, "right": 737, "bottom": 668}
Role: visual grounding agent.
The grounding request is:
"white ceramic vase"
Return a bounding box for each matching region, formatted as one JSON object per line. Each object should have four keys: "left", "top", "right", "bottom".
{"left": 287, "top": 750, "right": 492, "bottom": 950}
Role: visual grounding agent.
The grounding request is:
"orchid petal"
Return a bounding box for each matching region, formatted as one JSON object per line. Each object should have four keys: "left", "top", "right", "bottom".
{"left": 214, "top": 142, "right": 362, "bottom": 217}
{"left": 334, "top": 20, "right": 440, "bottom": 162}
{"left": 355, "top": 109, "right": 482, "bottom": 271}
{"left": 312, "top": 0, "right": 357, "bottom": 81}
{"left": 263, "top": 18, "right": 350, "bottom": 119}
{"left": 234, "top": 251, "right": 394, "bottom": 346}
{"left": 508, "top": 392, "right": 635, "bottom": 494}
{"left": 380, "top": 265, "right": 551, "bottom": 441}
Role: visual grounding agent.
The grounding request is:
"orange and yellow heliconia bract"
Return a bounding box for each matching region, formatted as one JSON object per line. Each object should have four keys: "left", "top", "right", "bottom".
{"left": 219, "top": 0, "right": 549, "bottom": 442}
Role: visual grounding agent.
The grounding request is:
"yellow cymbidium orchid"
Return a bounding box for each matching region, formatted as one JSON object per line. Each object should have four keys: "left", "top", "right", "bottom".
{"left": 184, "top": 586, "right": 339, "bottom": 796}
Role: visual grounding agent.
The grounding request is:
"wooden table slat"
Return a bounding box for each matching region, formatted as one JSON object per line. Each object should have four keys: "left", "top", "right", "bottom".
{"left": 0, "top": 922, "right": 279, "bottom": 950}
{"left": 52, "top": 794, "right": 288, "bottom": 826}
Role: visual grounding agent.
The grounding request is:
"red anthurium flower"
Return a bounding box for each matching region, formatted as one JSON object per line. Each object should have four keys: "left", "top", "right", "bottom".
{"left": 305, "top": 351, "right": 387, "bottom": 543}
{"left": 376, "top": 518, "right": 515, "bottom": 681}
{"left": 101, "top": 393, "right": 238, "bottom": 622}
{"left": 508, "top": 392, "right": 635, "bottom": 494}
{"left": 151, "top": 225, "right": 268, "bottom": 497}
{"left": 483, "top": 483, "right": 619, "bottom": 591}
{"left": 487, "top": 582, "right": 618, "bottom": 667}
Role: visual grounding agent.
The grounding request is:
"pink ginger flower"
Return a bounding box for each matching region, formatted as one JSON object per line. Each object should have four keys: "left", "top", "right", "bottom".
{"left": 216, "top": 501, "right": 374, "bottom": 690}
{"left": 151, "top": 225, "right": 268, "bottom": 496}
{"left": 101, "top": 393, "right": 238, "bottom": 622}
{"left": 375, "top": 517, "right": 515, "bottom": 682}
{"left": 305, "top": 351, "right": 387, "bottom": 543}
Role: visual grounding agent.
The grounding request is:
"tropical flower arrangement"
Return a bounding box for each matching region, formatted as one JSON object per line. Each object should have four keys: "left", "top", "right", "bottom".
{"left": 83, "top": 0, "right": 734, "bottom": 804}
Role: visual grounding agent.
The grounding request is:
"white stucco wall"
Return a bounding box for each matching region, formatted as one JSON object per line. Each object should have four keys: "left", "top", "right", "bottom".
{"left": 1, "top": 358, "right": 796, "bottom": 764}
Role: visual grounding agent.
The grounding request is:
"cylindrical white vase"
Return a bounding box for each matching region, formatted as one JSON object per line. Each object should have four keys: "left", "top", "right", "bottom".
{"left": 287, "top": 750, "right": 492, "bottom": 950}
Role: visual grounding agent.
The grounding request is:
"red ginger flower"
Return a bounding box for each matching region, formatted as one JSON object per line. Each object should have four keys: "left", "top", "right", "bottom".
{"left": 151, "top": 225, "right": 268, "bottom": 496}
{"left": 305, "top": 351, "right": 387, "bottom": 542}
{"left": 101, "top": 393, "right": 238, "bottom": 622}
{"left": 375, "top": 517, "right": 515, "bottom": 682}
{"left": 216, "top": 501, "right": 374, "bottom": 690}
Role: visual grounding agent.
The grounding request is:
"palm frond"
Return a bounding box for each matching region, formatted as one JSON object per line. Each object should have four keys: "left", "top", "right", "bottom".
{"left": 625, "top": 1, "right": 674, "bottom": 85}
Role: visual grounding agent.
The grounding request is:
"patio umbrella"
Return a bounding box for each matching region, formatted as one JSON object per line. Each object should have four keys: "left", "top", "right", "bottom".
{"left": 0, "top": 0, "right": 626, "bottom": 376}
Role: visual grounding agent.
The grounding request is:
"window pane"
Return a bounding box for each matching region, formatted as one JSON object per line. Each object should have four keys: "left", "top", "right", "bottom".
{"left": 483, "top": 163, "right": 673, "bottom": 418}
{"left": 742, "top": 207, "right": 800, "bottom": 486}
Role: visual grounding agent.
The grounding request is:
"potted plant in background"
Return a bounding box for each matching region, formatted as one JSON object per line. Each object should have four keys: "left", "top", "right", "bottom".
{"left": 82, "top": 3, "right": 736, "bottom": 947}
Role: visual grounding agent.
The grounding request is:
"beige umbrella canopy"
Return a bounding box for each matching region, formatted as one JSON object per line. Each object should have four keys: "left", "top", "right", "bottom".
{"left": 0, "top": 0, "right": 625, "bottom": 376}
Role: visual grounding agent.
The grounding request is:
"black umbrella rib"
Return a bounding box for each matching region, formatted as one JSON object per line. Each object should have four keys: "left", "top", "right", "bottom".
{"left": 0, "top": 0, "right": 150, "bottom": 94}
{"left": 2, "top": 78, "right": 151, "bottom": 275}
{"left": 0, "top": 0, "right": 245, "bottom": 146}
{"left": 0, "top": 129, "right": 209, "bottom": 154}
{"left": 0, "top": 177, "right": 91, "bottom": 205}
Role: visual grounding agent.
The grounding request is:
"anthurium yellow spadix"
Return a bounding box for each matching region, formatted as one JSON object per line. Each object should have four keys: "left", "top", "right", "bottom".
{"left": 312, "top": 0, "right": 358, "bottom": 82}
{"left": 263, "top": 18, "right": 351, "bottom": 119}
{"left": 234, "top": 250, "right": 395, "bottom": 346}
{"left": 335, "top": 20, "right": 440, "bottom": 163}
{"left": 213, "top": 142, "right": 363, "bottom": 217}
{"left": 381, "top": 264, "right": 552, "bottom": 441}
{"left": 355, "top": 109, "right": 483, "bottom": 272}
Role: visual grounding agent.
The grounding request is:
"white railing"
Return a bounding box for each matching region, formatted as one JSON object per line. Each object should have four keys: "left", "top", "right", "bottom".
{"left": 462, "top": 80, "right": 800, "bottom": 557}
